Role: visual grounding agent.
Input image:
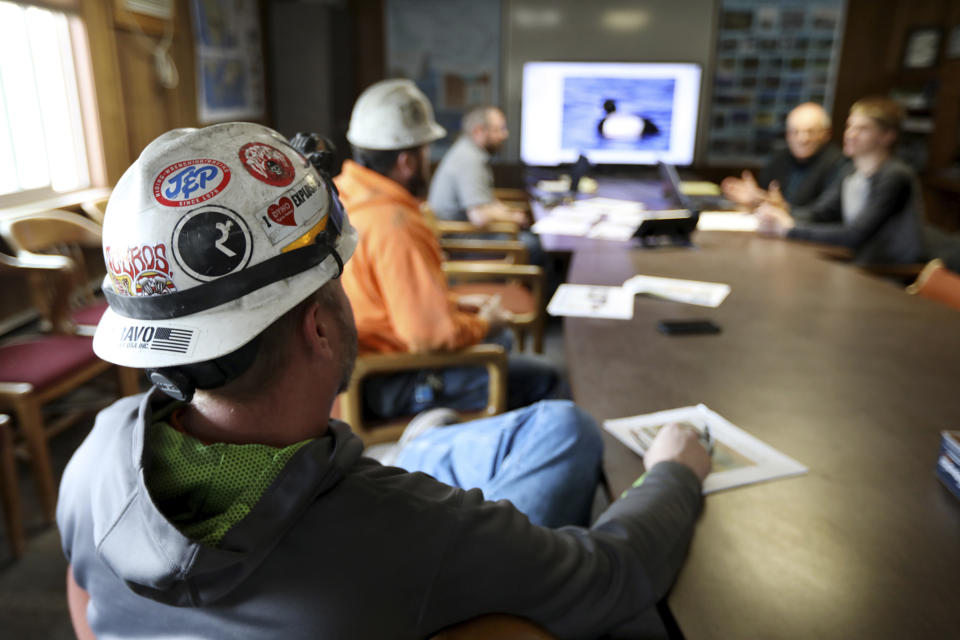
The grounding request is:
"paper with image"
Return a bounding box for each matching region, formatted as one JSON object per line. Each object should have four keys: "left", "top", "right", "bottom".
{"left": 603, "top": 404, "right": 807, "bottom": 494}
{"left": 547, "top": 284, "right": 634, "bottom": 320}
{"left": 623, "top": 274, "right": 731, "bottom": 307}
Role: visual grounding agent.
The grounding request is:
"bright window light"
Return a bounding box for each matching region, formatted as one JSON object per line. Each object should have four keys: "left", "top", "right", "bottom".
{"left": 0, "top": 1, "right": 90, "bottom": 198}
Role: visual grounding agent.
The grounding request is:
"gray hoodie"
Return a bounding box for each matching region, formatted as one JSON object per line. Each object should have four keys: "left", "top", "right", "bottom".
{"left": 58, "top": 390, "right": 702, "bottom": 639}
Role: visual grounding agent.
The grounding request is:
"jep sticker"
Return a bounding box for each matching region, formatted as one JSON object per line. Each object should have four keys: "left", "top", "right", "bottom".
{"left": 153, "top": 159, "right": 231, "bottom": 207}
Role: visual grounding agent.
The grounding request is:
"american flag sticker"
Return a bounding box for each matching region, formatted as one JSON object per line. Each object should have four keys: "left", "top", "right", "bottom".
{"left": 117, "top": 325, "right": 195, "bottom": 355}
{"left": 151, "top": 327, "right": 194, "bottom": 353}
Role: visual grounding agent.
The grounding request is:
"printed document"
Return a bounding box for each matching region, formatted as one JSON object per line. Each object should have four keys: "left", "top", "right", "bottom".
{"left": 547, "top": 284, "right": 634, "bottom": 320}
{"left": 623, "top": 274, "right": 731, "bottom": 307}
{"left": 604, "top": 404, "right": 807, "bottom": 494}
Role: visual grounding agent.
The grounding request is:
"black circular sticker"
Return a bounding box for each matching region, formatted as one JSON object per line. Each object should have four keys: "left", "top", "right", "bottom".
{"left": 172, "top": 205, "right": 253, "bottom": 282}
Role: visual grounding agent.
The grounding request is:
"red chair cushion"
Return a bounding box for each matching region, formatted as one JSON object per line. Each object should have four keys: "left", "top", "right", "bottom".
{"left": 450, "top": 282, "right": 536, "bottom": 315}
{"left": 72, "top": 299, "right": 109, "bottom": 326}
{"left": 0, "top": 335, "right": 100, "bottom": 389}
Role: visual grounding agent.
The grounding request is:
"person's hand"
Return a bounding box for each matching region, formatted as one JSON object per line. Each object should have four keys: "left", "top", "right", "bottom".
{"left": 643, "top": 423, "right": 711, "bottom": 482}
{"left": 755, "top": 202, "right": 795, "bottom": 237}
{"left": 489, "top": 202, "right": 529, "bottom": 228}
{"left": 721, "top": 170, "right": 763, "bottom": 209}
{"left": 456, "top": 293, "right": 492, "bottom": 312}
{"left": 762, "top": 180, "right": 789, "bottom": 211}
{"left": 476, "top": 294, "right": 514, "bottom": 329}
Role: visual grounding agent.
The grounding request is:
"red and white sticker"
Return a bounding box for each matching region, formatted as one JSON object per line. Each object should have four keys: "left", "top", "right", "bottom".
{"left": 257, "top": 173, "right": 324, "bottom": 245}
{"left": 153, "top": 159, "right": 231, "bottom": 207}
{"left": 238, "top": 142, "right": 295, "bottom": 187}
{"left": 268, "top": 197, "right": 297, "bottom": 226}
{"left": 105, "top": 243, "right": 177, "bottom": 297}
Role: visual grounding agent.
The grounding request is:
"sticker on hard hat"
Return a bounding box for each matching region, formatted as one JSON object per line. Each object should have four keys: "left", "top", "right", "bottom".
{"left": 172, "top": 205, "right": 253, "bottom": 282}
{"left": 257, "top": 173, "right": 323, "bottom": 245}
{"left": 153, "top": 159, "right": 231, "bottom": 207}
{"left": 238, "top": 142, "right": 296, "bottom": 187}
{"left": 116, "top": 324, "right": 195, "bottom": 355}
{"left": 105, "top": 243, "right": 177, "bottom": 297}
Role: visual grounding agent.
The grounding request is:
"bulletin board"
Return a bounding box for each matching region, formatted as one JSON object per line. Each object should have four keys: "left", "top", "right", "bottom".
{"left": 706, "top": 0, "right": 847, "bottom": 166}
{"left": 385, "top": 0, "right": 501, "bottom": 160}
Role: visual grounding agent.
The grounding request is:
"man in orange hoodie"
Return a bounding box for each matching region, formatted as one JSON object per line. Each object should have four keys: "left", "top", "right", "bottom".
{"left": 334, "top": 79, "right": 564, "bottom": 420}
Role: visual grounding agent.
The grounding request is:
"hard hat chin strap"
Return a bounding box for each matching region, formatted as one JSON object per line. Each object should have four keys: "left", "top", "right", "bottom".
{"left": 145, "top": 334, "right": 263, "bottom": 402}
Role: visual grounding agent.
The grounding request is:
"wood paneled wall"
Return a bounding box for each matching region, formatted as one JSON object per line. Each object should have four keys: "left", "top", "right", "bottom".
{"left": 81, "top": 0, "right": 202, "bottom": 185}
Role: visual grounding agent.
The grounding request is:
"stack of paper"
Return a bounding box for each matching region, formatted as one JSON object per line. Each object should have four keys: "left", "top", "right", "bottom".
{"left": 532, "top": 197, "right": 647, "bottom": 239}
{"left": 603, "top": 404, "right": 808, "bottom": 494}
{"left": 697, "top": 211, "right": 760, "bottom": 232}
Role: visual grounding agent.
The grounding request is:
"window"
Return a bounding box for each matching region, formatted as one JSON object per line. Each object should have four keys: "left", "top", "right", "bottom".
{"left": 0, "top": 1, "right": 98, "bottom": 204}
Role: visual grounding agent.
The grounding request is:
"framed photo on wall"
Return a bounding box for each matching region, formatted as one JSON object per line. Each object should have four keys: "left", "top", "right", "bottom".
{"left": 902, "top": 27, "right": 941, "bottom": 69}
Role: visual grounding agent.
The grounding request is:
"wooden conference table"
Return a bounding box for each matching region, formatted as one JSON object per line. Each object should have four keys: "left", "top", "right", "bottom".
{"left": 540, "top": 196, "right": 960, "bottom": 638}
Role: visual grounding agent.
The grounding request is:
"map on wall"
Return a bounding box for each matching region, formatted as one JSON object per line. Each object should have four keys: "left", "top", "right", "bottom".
{"left": 707, "top": 0, "right": 847, "bottom": 165}
{"left": 385, "top": 0, "right": 500, "bottom": 159}
{"left": 190, "top": 0, "right": 266, "bottom": 123}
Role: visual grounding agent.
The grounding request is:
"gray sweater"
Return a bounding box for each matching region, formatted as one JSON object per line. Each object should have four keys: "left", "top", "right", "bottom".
{"left": 58, "top": 390, "right": 703, "bottom": 639}
{"left": 788, "top": 158, "right": 925, "bottom": 265}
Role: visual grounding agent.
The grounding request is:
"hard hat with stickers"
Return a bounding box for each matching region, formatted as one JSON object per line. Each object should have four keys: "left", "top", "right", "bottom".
{"left": 93, "top": 122, "right": 358, "bottom": 400}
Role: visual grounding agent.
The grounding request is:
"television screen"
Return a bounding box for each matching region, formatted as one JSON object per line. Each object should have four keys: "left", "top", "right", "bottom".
{"left": 521, "top": 62, "right": 702, "bottom": 166}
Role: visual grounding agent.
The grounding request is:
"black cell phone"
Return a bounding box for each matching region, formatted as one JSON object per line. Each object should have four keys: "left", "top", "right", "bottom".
{"left": 657, "top": 319, "right": 721, "bottom": 335}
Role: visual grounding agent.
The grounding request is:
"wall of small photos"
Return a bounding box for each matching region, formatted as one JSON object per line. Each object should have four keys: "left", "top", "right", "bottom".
{"left": 707, "top": 0, "right": 847, "bottom": 166}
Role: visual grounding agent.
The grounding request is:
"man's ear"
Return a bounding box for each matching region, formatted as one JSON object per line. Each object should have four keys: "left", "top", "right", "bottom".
{"left": 395, "top": 150, "right": 418, "bottom": 181}
{"left": 301, "top": 301, "right": 335, "bottom": 360}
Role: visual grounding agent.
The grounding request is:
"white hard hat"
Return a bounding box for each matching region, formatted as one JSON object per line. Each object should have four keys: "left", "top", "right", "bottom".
{"left": 345, "top": 79, "right": 446, "bottom": 150}
{"left": 94, "top": 122, "right": 357, "bottom": 370}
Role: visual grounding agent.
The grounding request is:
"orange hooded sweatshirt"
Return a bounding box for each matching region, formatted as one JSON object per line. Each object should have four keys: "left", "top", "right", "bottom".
{"left": 334, "top": 160, "right": 489, "bottom": 355}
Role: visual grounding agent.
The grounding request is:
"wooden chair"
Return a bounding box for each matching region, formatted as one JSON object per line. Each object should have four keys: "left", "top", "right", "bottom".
{"left": 430, "top": 614, "right": 555, "bottom": 639}
{"left": 0, "top": 222, "right": 140, "bottom": 523}
{"left": 906, "top": 259, "right": 960, "bottom": 311}
{"left": 337, "top": 344, "right": 507, "bottom": 446}
{"left": 0, "top": 414, "right": 26, "bottom": 560}
{"left": 79, "top": 196, "right": 110, "bottom": 225}
{"left": 422, "top": 205, "right": 547, "bottom": 353}
{"left": 444, "top": 261, "right": 546, "bottom": 353}
{"left": 1, "top": 210, "right": 109, "bottom": 334}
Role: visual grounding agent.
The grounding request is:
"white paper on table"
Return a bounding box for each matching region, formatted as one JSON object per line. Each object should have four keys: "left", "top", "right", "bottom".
{"left": 531, "top": 217, "right": 593, "bottom": 236}
{"left": 697, "top": 211, "right": 760, "bottom": 232}
{"left": 604, "top": 210, "right": 648, "bottom": 226}
{"left": 623, "top": 274, "right": 731, "bottom": 307}
{"left": 547, "top": 205, "right": 604, "bottom": 223}
{"left": 587, "top": 221, "right": 638, "bottom": 241}
{"left": 603, "top": 404, "right": 808, "bottom": 494}
{"left": 547, "top": 284, "right": 634, "bottom": 319}
{"left": 573, "top": 197, "right": 646, "bottom": 214}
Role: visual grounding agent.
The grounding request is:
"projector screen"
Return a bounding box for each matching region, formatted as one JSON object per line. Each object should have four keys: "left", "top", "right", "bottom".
{"left": 521, "top": 62, "right": 702, "bottom": 166}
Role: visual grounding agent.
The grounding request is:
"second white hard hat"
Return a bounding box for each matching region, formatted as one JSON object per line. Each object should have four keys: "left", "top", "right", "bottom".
{"left": 346, "top": 79, "right": 446, "bottom": 150}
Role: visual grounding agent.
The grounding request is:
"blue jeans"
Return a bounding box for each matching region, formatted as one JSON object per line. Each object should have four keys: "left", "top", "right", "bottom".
{"left": 394, "top": 400, "right": 603, "bottom": 527}
{"left": 363, "top": 329, "right": 567, "bottom": 420}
